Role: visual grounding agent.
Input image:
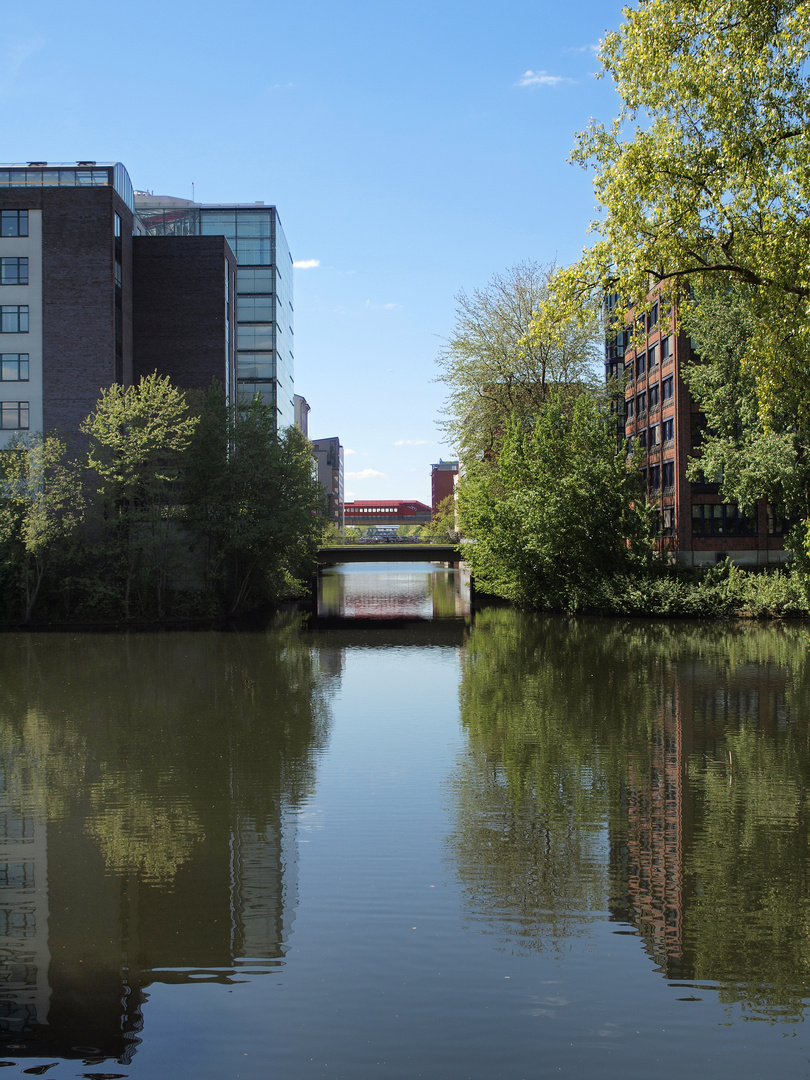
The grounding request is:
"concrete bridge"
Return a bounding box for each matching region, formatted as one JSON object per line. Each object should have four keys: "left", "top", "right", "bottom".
{"left": 317, "top": 541, "right": 460, "bottom": 565}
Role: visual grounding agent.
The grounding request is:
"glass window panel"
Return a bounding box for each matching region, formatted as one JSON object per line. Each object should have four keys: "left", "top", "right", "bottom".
{"left": 237, "top": 325, "right": 275, "bottom": 349}
{"left": 59, "top": 170, "right": 76, "bottom": 185}
{"left": 237, "top": 268, "right": 275, "bottom": 293}
{"left": 237, "top": 297, "right": 274, "bottom": 321}
{"left": 236, "top": 213, "right": 271, "bottom": 238}
{"left": 235, "top": 239, "right": 271, "bottom": 264}
{"left": 237, "top": 355, "right": 276, "bottom": 380}
{"left": 201, "top": 211, "right": 236, "bottom": 232}
{"left": 41, "top": 171, "right": 59, "bottom": 186}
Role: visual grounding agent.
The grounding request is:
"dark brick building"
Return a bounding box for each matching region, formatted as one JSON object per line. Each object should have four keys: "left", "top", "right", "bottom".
{"left": 133, "top": 235, "right": 236, "bottom": 401}
{"left": 605, "top": 292, "right": 787, "bottom": 565}
{"left": 0, "top": 161, "right": 286, "bottom": 447}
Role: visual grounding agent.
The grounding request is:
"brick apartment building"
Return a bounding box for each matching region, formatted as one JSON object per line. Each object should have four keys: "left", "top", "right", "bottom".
{"left": 0, "top": 161, "right": 292, "bottom": 448}
{"left": 605, "top": 292, "right": 788, "bottom": 566}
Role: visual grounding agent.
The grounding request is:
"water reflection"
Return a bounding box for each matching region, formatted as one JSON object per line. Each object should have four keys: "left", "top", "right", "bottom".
{"left": 318, "top": 563, "right": 468, "bottom": 620}
{"left": 0, "top": 623, "right": 332, "bottom": 1063}
{"left": 450, "top": 610, "right": 810, "bottom": 1020}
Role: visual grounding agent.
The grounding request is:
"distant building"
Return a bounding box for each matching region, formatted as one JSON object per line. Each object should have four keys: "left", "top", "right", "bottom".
{"left": 312, "top": 436, "right": 344, "bottom": 531}
{"left": 431, "top": 459, "right": 458, "bottom": 517}
{"left": 344, "top": 500, "right": 431, "bottom": 528}
{"left": 294, "top": 394, "right": 310, "bottom": 437}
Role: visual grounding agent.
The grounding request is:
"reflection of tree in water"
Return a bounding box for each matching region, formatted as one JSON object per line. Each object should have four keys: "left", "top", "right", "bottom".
{"left": 450, "top": 609, "right": 810, "bottom": 1018}
{"left": 0, "top": 619, "right": 334, "bottom": 1060}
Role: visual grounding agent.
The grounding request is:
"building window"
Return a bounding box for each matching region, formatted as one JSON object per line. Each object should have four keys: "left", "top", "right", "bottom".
{"left": 0, "top": 401, "right": 29, "bottom": 429}
{"left": 648, "top": 301, "right": 659, "bottom": 331}
{"left": 636, "top": 352, "right": 646, "bottom": 378}
{"left": 662, "top": 460, "right": 675, "bottom": 490}
{"left": 649, "top": 383, "right": 660, "bottom": 409}
{"left": 661, "top": 506, "right": 675, "bottom": 536}
{"left": 661, "top": 335, "right": 671, "bottom": 361}
{"left": 0, "top": 258, "right": 27, "bottom": 285}
{"left": 636, "top": 390, "right": 646, "bottom": 416}
{"left": 0, "top": 306, "right": 28, "bottom": 333}
{"left": 626, "top": 396, "right": 634, "bottom": 419}
{"left": 662, "top": 417, "right": 674, "bottom": 443}
{"left": 649, "top": 464, "right": 661, "bottom": 490}
{"left": 692, "top": 503, "right": 757, "bottom": 537}
{"left": 648, "top": 343, "right": 657, "bottom": 369}
{"left": 0, "top": 354, "right": 28, "bottom": 381}
{"left": 638, "top": 430, "right": 647, "bottom": 450}
{"left": 114, "top": 212, "right": 121, "bottom": 238}
{"left": 0, "top": 210, "right": 28, "bottom": 237}
{"left": 662, "top": 376, "right": 673, "bottom": 401}
{"left": 649, "top": 424, "right": 659, "bottom": 447}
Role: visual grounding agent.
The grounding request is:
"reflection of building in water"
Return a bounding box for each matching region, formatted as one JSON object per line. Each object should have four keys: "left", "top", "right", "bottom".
{"left": 0, "top": 763, "right": 51, "bottom": 1042}
{"left": 0, "top": 768, "right": 293, "bottom": 1063}
{"left": 609, "top": 659, "right": 791, "bottom": 978}
{"left": 610, "top": 684, "right": 689, "bottom": 977}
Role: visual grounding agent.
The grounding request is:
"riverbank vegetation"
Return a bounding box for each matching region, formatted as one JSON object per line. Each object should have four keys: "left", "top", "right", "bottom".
{"left": 439, "top": 0, "right": 810, "bottom": 618}
{"left": 0, "top": 375, "right": 326, "bottom": 625}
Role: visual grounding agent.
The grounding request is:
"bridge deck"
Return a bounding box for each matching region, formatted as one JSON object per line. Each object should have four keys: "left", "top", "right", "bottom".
{"left": 317, "top": 543, "right": 459, "bottom": 564}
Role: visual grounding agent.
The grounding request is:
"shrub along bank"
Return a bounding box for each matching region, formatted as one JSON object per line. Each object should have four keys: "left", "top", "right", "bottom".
{"left": 0, "top": 376, "right": 327, "bottom": 626}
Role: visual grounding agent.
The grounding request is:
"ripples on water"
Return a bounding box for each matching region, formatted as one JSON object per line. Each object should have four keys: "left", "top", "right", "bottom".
{"left": 0, "top": 565, "right": 809, "bottom": 1078}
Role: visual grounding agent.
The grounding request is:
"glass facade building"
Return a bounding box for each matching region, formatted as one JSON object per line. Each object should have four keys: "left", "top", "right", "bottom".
{"left": 135, "top": 198, "right": 294, "bottom": 430}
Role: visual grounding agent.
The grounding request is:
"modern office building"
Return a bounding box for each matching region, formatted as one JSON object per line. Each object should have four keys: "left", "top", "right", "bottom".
{"left": 311, "top": 436, "right": 344, "bottom": 532}
{"left": 0, "top": 162, "right": 294, "bottom": 447}
{"left": 0, "top": 162, "right": 138, "bottom": 446}
{"left": 135, "top": 193, "right": 295, "bottom": 429}
{"left": 605, "top": 292, "right": 787, "bottom": 565}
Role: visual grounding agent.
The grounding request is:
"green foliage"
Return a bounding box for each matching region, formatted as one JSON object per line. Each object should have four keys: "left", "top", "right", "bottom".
{"left": 183, "top": 393, "right": 327, "bottom": 615}
{"left": 0, "top": 378, "right": 327, "bottom": 624}
{"left": 0, "top": 432, "right": 83, "bottom": 622}
{"left": 436, "top": 261, "right": 601, "bottom": 464}
{"left": 81, "top": 373, "right": 199, "bottom": 619}
{"left": 567, "top": 0, "right": 810, "bottom": 338}
{"left": 459, "top": 386, "right": 655, "bottom": 609}
{"left": 680, "top": 281, "right": 810, "bottom": 563}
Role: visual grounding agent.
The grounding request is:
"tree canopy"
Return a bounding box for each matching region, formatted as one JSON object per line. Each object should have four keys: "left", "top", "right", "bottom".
{"left": 436, "top": 262, "right": 601, "bottom": 464}
{"left": 565, "top": 0, "right": 810, "bottom": 414}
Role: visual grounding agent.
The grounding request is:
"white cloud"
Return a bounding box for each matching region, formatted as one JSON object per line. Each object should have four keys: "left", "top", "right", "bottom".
{"left": 344, "top": 448, "right": 358, "bottom": 456}
{"left": 0, "top": 37, "right": 45, "bottom": 99}
{"left": 365, "top": 299, "right": 402, "bottom": 311}
{"left": 518, "top": 70, "right": 575, "bottom": 88}
{"left": 293, "top": 258, "right": 320, "bottom": 269}
{"left": 394, "top": 439, "right": 431, "bottom": 446}
{"left": 346, "top": 468, "right": 386, "bottom": 480}
{"left": 566, "top": 43, "right": 599, "bottom": 56}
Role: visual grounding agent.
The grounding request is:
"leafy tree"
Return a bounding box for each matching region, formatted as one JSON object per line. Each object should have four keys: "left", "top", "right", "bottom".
{"left": 436, "top": 262, "right": 601, "bottom": 464}
{"left": 458, "top": 386, "right": 654, "bottom": 609}
{"left": 81, "top": 373, "right": 199, "bottom": 618}
{"left": 428, "top": 494, "right": 458, "bottom": 540}
{"left": 681, "top": 281, "right": 810, "bottom": 555}
{"left": 564, "top": 0, "right": 810, "bottom": 408}
{"left": 0, "top": 432, "right": 83, "bottom": 622}
{"left": 184, "top": 394, "right": 326, "bottom": 615}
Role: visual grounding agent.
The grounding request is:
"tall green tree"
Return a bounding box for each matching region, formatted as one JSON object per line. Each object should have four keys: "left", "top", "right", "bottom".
{"left": 458, "top": 387, "right": 654, "bottom": 610}
{"left": 81, "top": 373, "right": 199, "bottom": 618}
{"left": 680, "top": 281, "right": 810, "bottom": 554}
{"left": 0, "top": 432, "right": 83, "bottom": 622}
{"left": 184, "top": 393, "right": 326, "bottom": 615}
{"left": 563, "top": 0, "right": 810, "bottom": 410}
{"left": 436, "top": 262, "right": 601, "bottom": 464}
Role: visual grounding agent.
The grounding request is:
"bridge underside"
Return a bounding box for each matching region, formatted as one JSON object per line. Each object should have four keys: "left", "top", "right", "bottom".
{"left": 318, "top": 544, "right": 459, "bottom": 565}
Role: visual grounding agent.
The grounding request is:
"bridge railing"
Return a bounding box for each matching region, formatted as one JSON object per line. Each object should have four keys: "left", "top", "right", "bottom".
{"left": 320, "top": 534, "right": 459, "bottom": 548}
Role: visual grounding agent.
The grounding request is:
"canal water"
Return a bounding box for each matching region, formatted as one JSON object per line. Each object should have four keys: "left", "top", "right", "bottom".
{"left": 2, "top": 562, "right": 810, "bottom": 1078}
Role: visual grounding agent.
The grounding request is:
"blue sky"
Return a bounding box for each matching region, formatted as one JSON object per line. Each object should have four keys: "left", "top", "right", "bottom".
{"left": 2, "top": 0, "right": 626, "bottom": 504}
